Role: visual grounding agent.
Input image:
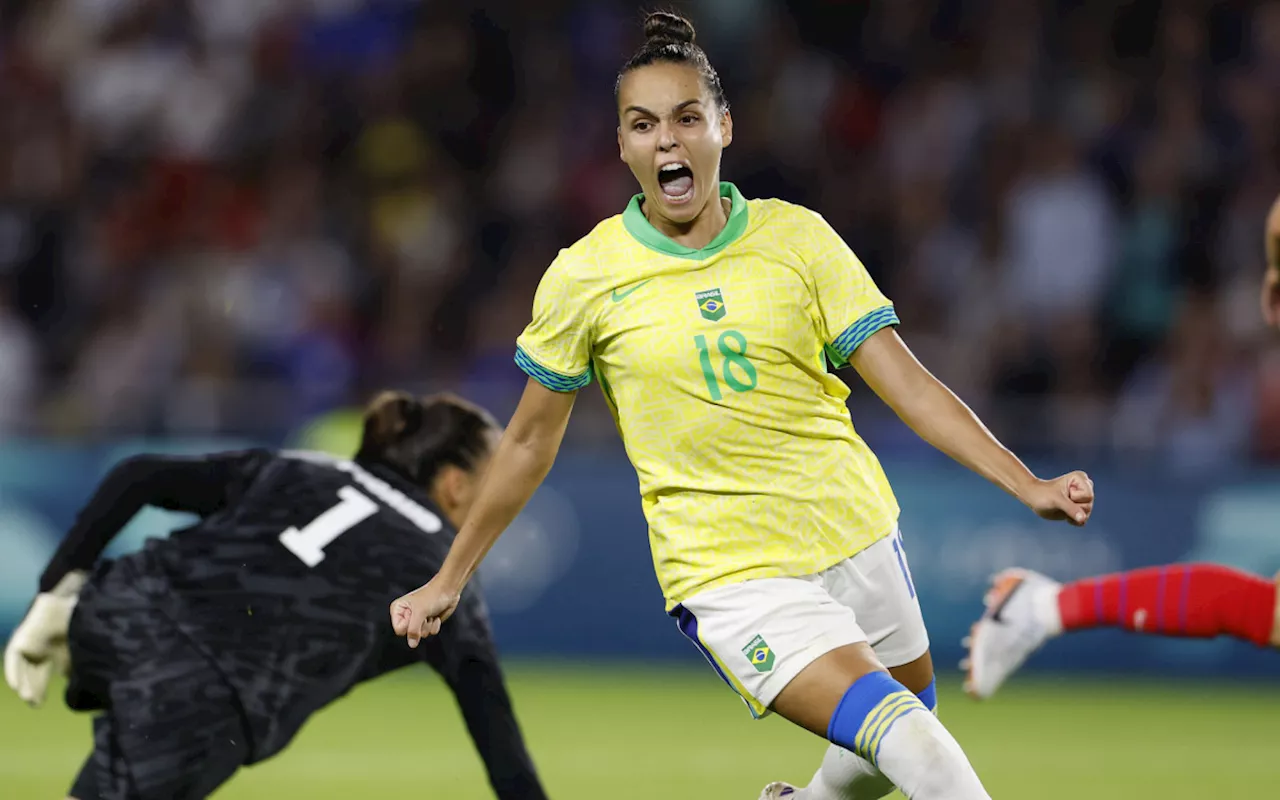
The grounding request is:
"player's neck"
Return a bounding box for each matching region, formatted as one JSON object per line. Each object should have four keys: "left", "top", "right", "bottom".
{"left": 643, "top": 195, "right": 731, "bottom": 251}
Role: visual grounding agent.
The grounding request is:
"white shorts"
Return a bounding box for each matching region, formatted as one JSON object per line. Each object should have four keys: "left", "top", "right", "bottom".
{"left": 671, "top": 527, "right": 928, "bottom": 718}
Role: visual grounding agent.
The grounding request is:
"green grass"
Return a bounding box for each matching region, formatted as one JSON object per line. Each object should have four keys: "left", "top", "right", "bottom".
{"left": 3, "top": 664, "right": 1278, "bottom": 798}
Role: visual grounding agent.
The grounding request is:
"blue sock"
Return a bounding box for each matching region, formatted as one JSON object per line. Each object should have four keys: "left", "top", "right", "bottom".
{"left": 827, "top": 672, "right": 929, "bottom": 766}
{"left": 916, "top": 676, "right": 937, "bottom": 712}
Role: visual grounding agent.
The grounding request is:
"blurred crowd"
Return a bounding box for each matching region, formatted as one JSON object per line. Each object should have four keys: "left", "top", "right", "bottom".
{"left": 0, "top": 0, "right": 1277, "bottom": 472}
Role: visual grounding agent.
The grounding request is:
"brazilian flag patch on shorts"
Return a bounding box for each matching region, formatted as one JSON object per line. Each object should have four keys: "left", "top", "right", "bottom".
{"left": 743, "top": 634, "right": 775, "bottom": 673}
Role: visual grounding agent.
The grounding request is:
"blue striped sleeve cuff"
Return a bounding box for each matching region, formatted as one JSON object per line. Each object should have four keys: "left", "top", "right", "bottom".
{"left": 829, "top": 305, "right": 899, "bottom": 365}
{"left": 514, "top": 347, "right": 592, "bottom": 392}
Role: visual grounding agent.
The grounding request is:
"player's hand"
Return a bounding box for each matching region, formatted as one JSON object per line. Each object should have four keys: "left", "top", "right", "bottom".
{"left": 390, "top": 575, "right": 462, "bottom": 649}
{"left": 1262, "top": 268, "right": 1280, "bottom": 329}
{"left": 4, "top": 571, "right": 86, "bottom": 708}
{"left": 1019, "top": 472, "right": 1094, "bottom": 526}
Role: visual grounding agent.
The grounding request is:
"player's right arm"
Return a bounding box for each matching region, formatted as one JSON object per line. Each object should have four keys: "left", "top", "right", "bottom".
{"left": 8, "top": 450, "right": 266, "bottom": 707}
{"left": 392, "top": 252, "right": 592, "bottom": 647}
{"left": 37, "top": 451, "right": 267, "bottom": 593}
{"left": 392, "top": 380, "right": 576, "bottom": 646}
{"left": 1263, "top": 193, "right": 1280, "bottom": 328}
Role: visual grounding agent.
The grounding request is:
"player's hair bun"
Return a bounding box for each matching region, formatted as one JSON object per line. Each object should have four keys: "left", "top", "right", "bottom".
{"left": 618, "top": 11, "right": 725, "bottom": 113}
{"left": 363, "top": 390, "right": 423, "bottom": 445}
{"left": 357, "top": 390, "right": 499, "bottom": 485}
{"left": 415, "top": 392, "right": 485, "bottom": 447}
{"left": 644, "top": 11, "right": 696, "bottom": 46}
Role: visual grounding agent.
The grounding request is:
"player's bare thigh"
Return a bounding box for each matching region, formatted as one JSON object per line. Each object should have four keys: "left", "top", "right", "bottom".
{"left": 770, "top": 644, "right": 934, "bottom": 736}
{"left": 888, "top": 649, "right": 934, "bottom": 695}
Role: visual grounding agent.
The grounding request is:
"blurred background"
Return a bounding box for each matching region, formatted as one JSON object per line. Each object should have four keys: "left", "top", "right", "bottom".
{"left": 0, "top": 0, "right": 1278, "bottom": 797}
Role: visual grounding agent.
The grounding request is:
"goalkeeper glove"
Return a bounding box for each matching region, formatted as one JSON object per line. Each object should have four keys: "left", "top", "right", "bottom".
{"left": 4, "top": 570, "right": 87, "bottom": 708}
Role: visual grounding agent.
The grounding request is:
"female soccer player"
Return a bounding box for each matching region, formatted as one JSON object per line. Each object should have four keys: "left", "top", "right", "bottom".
{"left": 391, "top": 12, "right": 1093, "bottom": 800}
{"left": 5, "top": 392, "right": 547, "bottom": 800}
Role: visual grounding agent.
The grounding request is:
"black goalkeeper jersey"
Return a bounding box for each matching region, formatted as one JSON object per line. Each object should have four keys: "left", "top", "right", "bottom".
{"left": 45, "top": 449, "right": 543, "bottom": 798}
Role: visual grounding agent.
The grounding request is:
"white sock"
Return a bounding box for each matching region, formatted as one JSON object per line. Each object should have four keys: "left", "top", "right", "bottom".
{"left": 1031, "top": 582, "right": 1064, "bottom": 636}
{"left": 792, "top": 745, "right": 894, "bottom": 800}
{"left": 871, "top": 710, "right": 989, "bottom": 799}
{"left": 796, "top": 706, "right": 945, "bottom": 800}
{"left": 826, "top": 673, "right": 987, "bottom": 799}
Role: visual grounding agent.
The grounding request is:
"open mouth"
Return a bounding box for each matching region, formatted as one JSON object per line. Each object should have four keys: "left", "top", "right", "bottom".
{"left": 657, "top": 162, "right": 695, "bottom": 204}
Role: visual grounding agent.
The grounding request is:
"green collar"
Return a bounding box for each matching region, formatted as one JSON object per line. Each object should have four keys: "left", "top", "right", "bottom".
{"left": 622, "top": 181, "right": 748, "bottom": 259}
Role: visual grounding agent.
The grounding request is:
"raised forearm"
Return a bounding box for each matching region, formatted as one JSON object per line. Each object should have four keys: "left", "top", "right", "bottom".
{"left": 437, "top": 433, "right": 558, "bottom": 588}
{"left": 852, "top": 330, "right": 1038, "bottom": 501}
{"left": 894, "top": 372, "right": 1037, "bottom": 500}
{"left": 436, "top": 381, "right": 574, "bottom": 589}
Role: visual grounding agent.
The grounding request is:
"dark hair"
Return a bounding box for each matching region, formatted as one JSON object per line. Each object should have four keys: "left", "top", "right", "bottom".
{"left": 615, "top": 11, "right": 728, "bottom": 114}
{"left": 355, "top": 390, "right": 499, "bottom": 486}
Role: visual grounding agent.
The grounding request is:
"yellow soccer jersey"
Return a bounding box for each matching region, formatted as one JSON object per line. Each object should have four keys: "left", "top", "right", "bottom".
{"left": 515, "top": 182, "right": 901, "bottom": 608}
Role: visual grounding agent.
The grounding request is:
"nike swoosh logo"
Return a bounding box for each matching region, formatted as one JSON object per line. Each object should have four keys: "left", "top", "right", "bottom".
{"left": 611, "top": 280, "right": 652, "bottom": 302}
{"left": 988, "top": 581, "right": 1025, "bottom": 624}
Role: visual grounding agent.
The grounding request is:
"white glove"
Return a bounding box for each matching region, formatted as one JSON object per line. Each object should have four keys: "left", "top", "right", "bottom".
{"left": 4, "top": 571, "right": 87, "bottom": 708}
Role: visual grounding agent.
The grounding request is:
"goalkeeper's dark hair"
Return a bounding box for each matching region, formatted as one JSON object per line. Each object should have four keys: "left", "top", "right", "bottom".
{"left": 615, "top": 10, "right": 728, "bottom": 114}
{"left": 356, "top": 391, "right": 499, "bottom": 486}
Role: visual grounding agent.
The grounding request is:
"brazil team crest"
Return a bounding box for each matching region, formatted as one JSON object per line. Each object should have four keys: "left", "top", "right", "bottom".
{"left": 696, "top": 288, "right": 726, "bottom": 321}
{"left": 742, "top": 634, "right": 775, "bottom": 673}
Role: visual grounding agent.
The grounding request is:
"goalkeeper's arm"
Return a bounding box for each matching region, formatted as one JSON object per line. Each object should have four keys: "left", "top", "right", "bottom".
{"left": 421, "top": 610, "right": 549, "bottom": 800}
{"left": 9, "top": 452, "right": 256, "bottom": 707}
{"left": 38, "top": 452, "right": 257, "bottom": 592}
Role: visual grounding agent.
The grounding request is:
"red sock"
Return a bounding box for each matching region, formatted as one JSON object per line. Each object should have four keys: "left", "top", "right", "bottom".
{"left": 1057, "top": 564, "right": 1276, "bottom": 647}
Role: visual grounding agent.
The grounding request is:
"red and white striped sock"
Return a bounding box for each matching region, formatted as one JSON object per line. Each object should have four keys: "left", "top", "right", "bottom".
{"left": 1055, "top": 564, "right": 1276, "bottom": 647}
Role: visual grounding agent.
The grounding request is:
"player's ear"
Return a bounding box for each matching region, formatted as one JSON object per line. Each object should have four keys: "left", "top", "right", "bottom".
{"left": 430, "top": 465, "right": 469, "bottom": 527}
{"left": 442, "top": 465, "right": 465, "bottom": 503}
{"left": 617, "top": 126, "right": 625, "bottom": 161}
{"left": 720, "top": 109, "right": 733, "bottom": 148}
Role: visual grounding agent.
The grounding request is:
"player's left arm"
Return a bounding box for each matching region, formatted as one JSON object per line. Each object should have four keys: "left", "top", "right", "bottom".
{"left": 421, "top": 604, "right": 549, "bottom": 800}
{"left": 805, "top": 210, "right": 1092, "bottom": 526}
{"left": 851, "top": 329, "right": 1092, "bottom": 525}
